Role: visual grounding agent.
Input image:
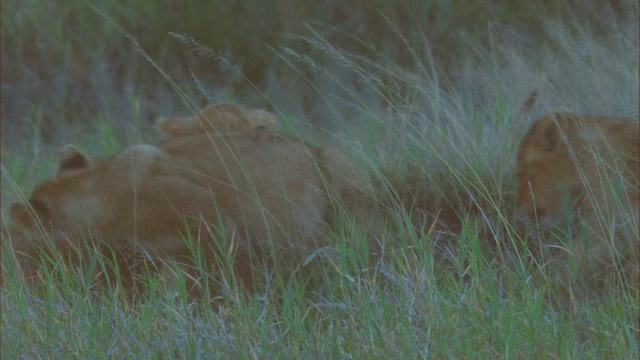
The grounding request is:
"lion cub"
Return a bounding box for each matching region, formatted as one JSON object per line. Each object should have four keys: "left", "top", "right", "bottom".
{"left": 7, "top": 104, "right": 381, "bottom": 297}
{"left": 516, "top": 112, "right": 639, "bottom": 284}
{"left": 159, "top": 103, "right": 278, "bottom": 136}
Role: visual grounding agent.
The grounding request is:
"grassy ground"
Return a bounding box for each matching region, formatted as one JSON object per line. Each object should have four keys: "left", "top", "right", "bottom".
{"left": 2, "top": 0, "right": 638, "bottom": 358}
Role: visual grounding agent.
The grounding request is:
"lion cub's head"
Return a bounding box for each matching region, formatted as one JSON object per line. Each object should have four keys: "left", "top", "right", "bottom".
{"left": 9, "top": 144, "right": 166, "bottom": 240}
{"left": 515, "top": 112, "right": 639, "bottom": 223}
{"left": 10, "top": 146, "right": 94, "bottom": 237}
{"left": 159, "top": 103, "right": 278, "bottom": 136}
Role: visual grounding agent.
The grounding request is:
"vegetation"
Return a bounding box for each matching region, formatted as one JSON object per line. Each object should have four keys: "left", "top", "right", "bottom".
{"left": 1, "top": 0, "right": 638, "bottom": 358}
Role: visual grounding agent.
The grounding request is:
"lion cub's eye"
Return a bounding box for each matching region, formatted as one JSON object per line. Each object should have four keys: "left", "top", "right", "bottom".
{"left": 29, "top": 199, "right": 50, "bottom": 216}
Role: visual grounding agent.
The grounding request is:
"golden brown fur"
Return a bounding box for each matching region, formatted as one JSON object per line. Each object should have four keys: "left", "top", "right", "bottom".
{"left": 7, "top": 143, "right": 240, "bottom": 294}
{"left": 8, "top": 105, "right": 378, "bottom": 295}
{"left": 516, "top": 113, "right": 639, "bottom": 223}
{"left": 158, "top": 130, "right": 378, "bottom": 252}
{"left": 10, "top": 144, "right": 233, "bottom": 255}
{"left": 516, "top": 112, "right": 639, "bottom": 282}
{"left": 159, "top": 103, "right": 278, "bottom": 136}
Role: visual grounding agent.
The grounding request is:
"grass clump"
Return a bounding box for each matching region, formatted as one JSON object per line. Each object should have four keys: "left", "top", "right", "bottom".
{"left": 2, "top": 0, "right": 638, "bottom": 358}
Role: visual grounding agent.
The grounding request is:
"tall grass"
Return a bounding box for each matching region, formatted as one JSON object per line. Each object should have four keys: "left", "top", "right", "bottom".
{"left": 2, "top": 0, "right": 639, "bottom": 358}
{"left": 1, "top": 0, "right": 632, "bottom": 148}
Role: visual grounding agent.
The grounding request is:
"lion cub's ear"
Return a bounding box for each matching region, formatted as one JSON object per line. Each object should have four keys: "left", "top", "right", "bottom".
{"left": 247, "top": 109, "right": 278, "bottom": 131}
{"left": 541, "top": 121, "right": 559, "bottom": 152}
{"left": 57, "top": 145, "right": 91, "bottom": 176}
{"left": 158, "top": 117, "right": 184, "bottom": 136}
{"left": 539, "top": 113, "right": 584, "bottom": 152}
{"left": 537, "top": 113, "right": 573, "bottom": 152}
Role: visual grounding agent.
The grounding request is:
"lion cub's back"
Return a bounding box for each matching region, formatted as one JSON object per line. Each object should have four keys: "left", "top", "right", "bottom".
{"left": 160, "top": 131, "right": 330, "bottom": 244}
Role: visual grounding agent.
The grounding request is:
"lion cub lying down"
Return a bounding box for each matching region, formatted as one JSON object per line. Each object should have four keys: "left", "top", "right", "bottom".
{"left": 516, "top": 112, "right": 639, "bottom": 283}
{"left": 7, "top": 103, "right": 379, "bottom": 296}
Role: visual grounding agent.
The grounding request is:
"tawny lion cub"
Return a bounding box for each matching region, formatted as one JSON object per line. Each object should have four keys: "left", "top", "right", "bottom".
{"left": 7, "top": 144, "right": 244, "bottom": 295}
{"left": 9, "top": 144, "right": 240, "bottom": 257}
{"left": 516, "top": 112, "right": 639, "bottom": 280}
{"left": 7, "top": 104, "right": 380, "bottom": 295}
{"left": 160, "top": 103, "right": 278, "bottom": 136}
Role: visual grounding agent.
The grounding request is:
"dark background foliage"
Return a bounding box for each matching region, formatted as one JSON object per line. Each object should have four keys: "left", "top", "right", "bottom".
{"left": 1, "top": 0, "right": 630, "bottom": 148}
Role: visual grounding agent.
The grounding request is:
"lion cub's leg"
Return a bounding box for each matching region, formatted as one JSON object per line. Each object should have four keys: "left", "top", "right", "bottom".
{"left": 315, "top": 147, "right": 386, "bottom": 249}
{"left": 140, "top": 174, "right": 258, "bottom": 296}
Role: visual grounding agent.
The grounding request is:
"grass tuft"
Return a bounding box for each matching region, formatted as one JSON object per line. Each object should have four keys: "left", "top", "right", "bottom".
{"left": 2, "top": 0, "right": 638, "bottom": 357}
